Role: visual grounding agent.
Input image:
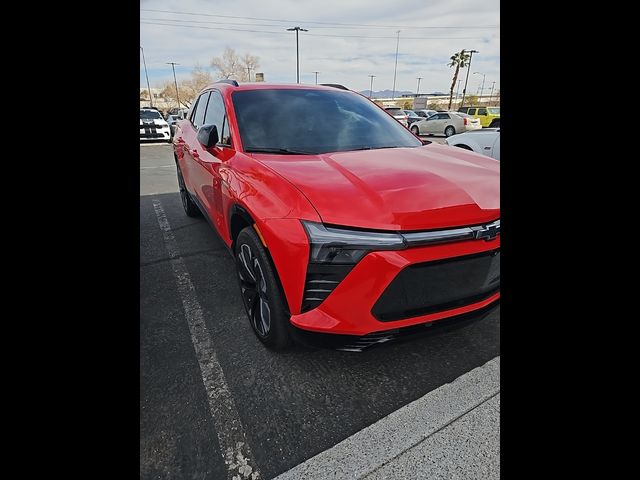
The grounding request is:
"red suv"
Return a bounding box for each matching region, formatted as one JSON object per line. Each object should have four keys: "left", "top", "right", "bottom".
{"left": 173, "top": 81, "right": 500, "bottom": 350}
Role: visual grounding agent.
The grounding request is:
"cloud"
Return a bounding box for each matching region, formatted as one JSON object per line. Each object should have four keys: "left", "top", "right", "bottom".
{"left": 140, "top": 0, "right": 499, "bottom": 93}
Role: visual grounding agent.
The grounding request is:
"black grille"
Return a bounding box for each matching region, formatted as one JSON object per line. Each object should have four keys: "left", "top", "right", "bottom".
{"left": 301, "top": 264, "right": 355, "bottom": 313}
{"left": 372, "top": 249, "right": 500, "bottom": 321}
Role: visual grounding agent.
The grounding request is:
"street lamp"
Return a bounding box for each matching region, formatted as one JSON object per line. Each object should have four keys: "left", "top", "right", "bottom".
{"left": 460, "top": 49, "right": 478, "bottom": 107}
{"left": 166, "top": 62, "right": 181, "bottom": 109}
{"left": 312, "top": 71, "right": 319, "bottom": 85}
{"left": 368, "top": 75, "right": 376, "bottom": 99}
{"left": 474, "top": 72, "right": 486, "bottom": 103}
{"left": 287, "top": 26, "right": 308, "bottom": 83}
{"left": 416, "top": 76, "right": 423, "bottom": 97}
{"left": 140, "top": 46, "right": 152, "bottom": 108}
{"left": 391, "top": 30, "right": 400, "bottom": 100}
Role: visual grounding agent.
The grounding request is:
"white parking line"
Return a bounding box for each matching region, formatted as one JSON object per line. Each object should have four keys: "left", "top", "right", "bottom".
{"left": 152, "top": 199, "right": 260, "bottom": 480}
{"left": 140, "top": 165, "right": 175, "bottom": 169}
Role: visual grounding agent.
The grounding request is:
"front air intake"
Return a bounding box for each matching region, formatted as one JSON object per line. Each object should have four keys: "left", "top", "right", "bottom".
{"left": 301, "top": 263, "right": 355, "bottom": 312}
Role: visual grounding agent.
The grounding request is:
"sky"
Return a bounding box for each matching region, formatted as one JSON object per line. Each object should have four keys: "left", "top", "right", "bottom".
{"left": 140, "top": 0, "right": 499, "bottom": 95}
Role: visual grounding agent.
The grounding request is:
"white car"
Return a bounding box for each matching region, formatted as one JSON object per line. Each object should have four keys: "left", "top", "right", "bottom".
{"left": 140, "top": 109, "right": 171, "bottom": 143}
{"left": 444, "top": 128, "right": 500, "bottom": 161}
{"left": 410, "top": 111, "right": 481, "bottom": 137}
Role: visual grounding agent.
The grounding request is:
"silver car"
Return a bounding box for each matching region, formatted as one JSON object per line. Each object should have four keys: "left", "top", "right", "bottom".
{"left": 410, "top": 111, "right": 481, "bottom": 137}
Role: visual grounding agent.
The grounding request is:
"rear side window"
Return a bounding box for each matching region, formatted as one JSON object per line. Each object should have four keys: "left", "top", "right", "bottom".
{"left": 192, "top": 92, "right": 210, "bottom": 128}
{"left": 467, "top": 108, "right": 476, "bottom": 115}
{"left": 477, "top": 108, "right": 487, "bottom": 115}
{"left": 439, "top": 113, "right": 451, "bottom": 120}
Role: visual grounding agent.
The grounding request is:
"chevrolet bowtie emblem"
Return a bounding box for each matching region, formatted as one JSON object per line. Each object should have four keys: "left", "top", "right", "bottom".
{"left": 473, "top": 223, "right": 500, "bottom": 241}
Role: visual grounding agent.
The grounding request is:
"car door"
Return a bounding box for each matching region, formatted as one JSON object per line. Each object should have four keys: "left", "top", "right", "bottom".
{"left": 190, "top": 89, "right": 234, "bottom": 231}
{"left": 491, "top": 132, "right": 500, "bottom": 160}
{"left": 177, "top": 91, "right": 210, "bottom": 198}
{"left": 476, "top": 107, "right": 489, "bottom": 127}
{"left": 423, "top": 114, "right": 442, "bottom": 134}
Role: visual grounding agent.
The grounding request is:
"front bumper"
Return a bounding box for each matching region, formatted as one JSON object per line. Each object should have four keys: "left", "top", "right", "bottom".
{"left": 290, "top": 235, "right": 500, "bottom": 336}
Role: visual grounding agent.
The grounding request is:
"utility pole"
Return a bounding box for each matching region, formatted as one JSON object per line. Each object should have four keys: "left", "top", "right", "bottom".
{"left": 368, "top": 75, "right": 376, "bottom": 98}
{"left": 140, "top": 46, "right": 153, "bottom": 108}
{"left": 489, "top": 81, "right": 496, "bottom": 105}
{"left": 460, "top": 49, "right": 478, "bottom": 108}
{"left": 287, "top": 26, "right": 308, "bottom": 83}
{"left": 246, "top": 66, "right": 252, "bottom": 82}
{"left": 313, "top": 71, "right": 319, "bottom": 84}
{"left": 166, "top": 62, "right": 180, "bottom": 108}
{"left": 416, "top": 76, "right": 423, "bottom": 97}
{"left": 391, "top": 30, "right": 400, "bottom": 101}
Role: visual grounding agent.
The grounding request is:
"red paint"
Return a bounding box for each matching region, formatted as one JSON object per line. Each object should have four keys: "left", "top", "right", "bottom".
{"left": 174, "top": 83, "right": 500, "bottom": 336}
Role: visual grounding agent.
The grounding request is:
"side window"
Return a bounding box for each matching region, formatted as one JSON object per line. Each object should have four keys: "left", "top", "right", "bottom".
{"left": 467, "top": 108, "right": 476, "bottom": 115}
{"left": 440, "top": 113, "right": 451, "bottom": 120}
{"left": 203, "top": 90, "right": 225, "bottom": 139}
{"left": 220, "top": 116, "right": 232, "bottom": 146}
{"left": 477, "top": 108, "right": 487, "bottom": 115}
{"left": 192, "top": 92, "right": 210, "bottom": 128}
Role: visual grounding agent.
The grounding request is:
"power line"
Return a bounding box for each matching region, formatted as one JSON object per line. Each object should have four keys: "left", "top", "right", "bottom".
{"left": 140, "top": 9, "right": 499, "bottom": 29}
{"left": 140, "top": 21, "right": 489, "bottom": 39}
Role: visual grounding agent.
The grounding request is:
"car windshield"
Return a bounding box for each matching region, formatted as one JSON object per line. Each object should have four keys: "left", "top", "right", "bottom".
{"left": 140, "top": 110, "right": 162, "bottom": 120}
{"left": 233, "top": 89, "right": 422, "bottom": 154}
{"left": 488, "top": 107, "right": 500, "bottom": 114}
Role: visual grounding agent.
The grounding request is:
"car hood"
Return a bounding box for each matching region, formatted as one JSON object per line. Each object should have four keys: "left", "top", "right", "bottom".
{"left": 140, "top": 119, "right": 168, "bottom": 126}
{"left": 250, "top": 143, "right": 499, "bottom": 231}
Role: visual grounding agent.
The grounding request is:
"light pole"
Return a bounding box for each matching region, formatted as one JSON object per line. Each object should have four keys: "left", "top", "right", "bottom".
{"left": 368, "top": 75, "right": 376, "bottom": 98}
{"left": 489, "top": 81, "right": 496, "bottom": 105}
{"left": 416, "top": 76, "right": 423, "bottom": 97}
{"left": 391, "top": 30, "right": 400, "bottom": 101}
{"left": 455, "top": 78, "right": 463, "bottom": 106}
{"left": 140, "top": 46, "right": 152, "bottom": 108}
{"left": 247, "top": 66, "right": 253, "bottom": 81}
{"left": 287, "top": 26, "right": 308, "bottom": 83}
{"left": 460, "top": 49, "right": 478, "bottom": 107}
{"left": 474, "top": 72, "right": 486, "bottom": 103}
{"left": 312, "top": 71, "right": 319, "bottom": 84}
{"left": 166, "top": 62, "right": 180, "bottom": 108}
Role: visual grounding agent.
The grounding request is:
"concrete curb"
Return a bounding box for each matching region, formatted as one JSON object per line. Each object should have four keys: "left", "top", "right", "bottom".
{"left": 273, "top": 356, "right": 500, "bottom": 480}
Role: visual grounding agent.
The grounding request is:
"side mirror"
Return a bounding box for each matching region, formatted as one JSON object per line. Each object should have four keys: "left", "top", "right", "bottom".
{"left": 197, "top": 124, "right": 219, "bottom": 149}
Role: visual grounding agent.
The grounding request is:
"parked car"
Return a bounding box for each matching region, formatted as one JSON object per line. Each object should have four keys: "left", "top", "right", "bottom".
{"left": 383, "top": 107, "right": 410, "bottom": 127}
{"left": 173, "top": 82, "right": 500, "bottom": 350}
{"left": 414, "top": 109, "right": 438, "bottom": 119}
{"left": 166, "top": 114, "right": 182, "bottom": 138}
{"left": 444, "top": 129, "right": 500, "bottom": 161}
{"left": 140, "top": 108, "right": 171, "bottom": 143}
{"left": 403, "top": 109, "right": 424, "bottom": 126}
{"left": 410, "top": 111, "right": 481, "bottom": 137}
{"left": 167, "top": 107, "right": 189, "bottom": 119}
{"left": 457, "top": 106, "right": 500, "bottom": 127}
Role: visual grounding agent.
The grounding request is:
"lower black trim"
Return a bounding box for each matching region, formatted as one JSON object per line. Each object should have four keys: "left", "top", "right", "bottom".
{"left": 289, "top": 299, "right": 499, "bottom": 352}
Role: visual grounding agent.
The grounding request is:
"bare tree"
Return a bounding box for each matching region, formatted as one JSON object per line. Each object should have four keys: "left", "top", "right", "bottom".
{"left": 160, "top": 65, "right": 214, "bottom": 107}
{"left": 211, "top": 47, "right": 260, "bottom": 82}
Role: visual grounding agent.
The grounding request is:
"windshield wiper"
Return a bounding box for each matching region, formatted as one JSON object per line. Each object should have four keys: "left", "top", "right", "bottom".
{"left": 244, "top": 146, "right": 314, "bottom": 155}
{"left": 347, "top": 145, "right": 403, "bottom": 151}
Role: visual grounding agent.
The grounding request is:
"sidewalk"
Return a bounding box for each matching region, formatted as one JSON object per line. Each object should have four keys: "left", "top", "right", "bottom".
{"left": 273, "top": 357, "right": 500, "bottom": 480}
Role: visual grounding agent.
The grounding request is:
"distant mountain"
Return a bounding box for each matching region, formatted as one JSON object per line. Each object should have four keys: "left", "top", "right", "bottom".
{"left": 357, "top": 89, "right": 414, "bottom": 98}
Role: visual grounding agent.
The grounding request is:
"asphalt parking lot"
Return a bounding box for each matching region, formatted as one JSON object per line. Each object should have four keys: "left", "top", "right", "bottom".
{"left": 140, "top": 142, "right": 500, "bottom": 479}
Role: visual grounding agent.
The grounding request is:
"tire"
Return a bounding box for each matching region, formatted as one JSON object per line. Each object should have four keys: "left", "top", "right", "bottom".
{"left": 176, "top": 164, "right": 200, "bottom": 217}
{"left": 489, "top": 119, "right": 500, "bottom": 128}
{"left": 411, "top": 125, "right": 420, "bottom": 136}
{"left": 444, "top": 126, "right": 456, "bottom": 137}
{"left": 235, "top": 227, "right": 292, "bottom": 350}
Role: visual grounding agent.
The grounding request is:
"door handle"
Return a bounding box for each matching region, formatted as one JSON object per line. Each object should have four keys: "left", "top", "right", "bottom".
{"left": 190, "top": 149, "right": 200, "bottom": 159}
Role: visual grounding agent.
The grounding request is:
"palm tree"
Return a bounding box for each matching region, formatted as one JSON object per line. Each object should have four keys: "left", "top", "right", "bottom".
{"left": 447, "top": 50, "right": 470, "bottom": 110}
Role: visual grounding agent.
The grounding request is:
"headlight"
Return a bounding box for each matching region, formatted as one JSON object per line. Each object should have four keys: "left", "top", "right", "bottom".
{"left": 302, "top": 221, "right": 405, "bottom": 265}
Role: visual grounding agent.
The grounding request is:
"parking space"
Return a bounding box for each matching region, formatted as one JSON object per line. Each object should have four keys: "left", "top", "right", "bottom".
{"left": 140, "top": 143, "right": 500, "bottom": 479}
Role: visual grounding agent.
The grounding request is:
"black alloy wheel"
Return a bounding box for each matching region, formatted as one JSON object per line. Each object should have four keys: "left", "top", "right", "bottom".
{"left": 235, "top": 227, "right": 291, "bottom": 350}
